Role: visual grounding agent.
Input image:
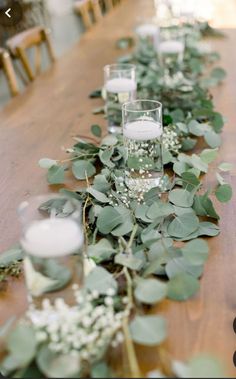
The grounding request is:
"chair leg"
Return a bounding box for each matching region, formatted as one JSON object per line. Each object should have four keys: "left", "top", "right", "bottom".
{"left": 92, "top": 0, "right": 103, "bottom": 22}
{"left": 16, "top": 47, "right": 35, "bottom": 81}
{"left": 2, "top": 51, "right": 19, "bottom": 97}
{"left": 44, "top": 29, "right": 56, "bottom": 63}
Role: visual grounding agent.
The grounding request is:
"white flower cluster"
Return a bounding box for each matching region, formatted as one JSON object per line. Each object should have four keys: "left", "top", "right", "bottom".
{"left": 162, "top": 125, "right": 181, "bottom": 154}
{"left": 27, "top": 287, "right": 130, "bottom": 363}
{"left": 162, "top": 70, "right": 193, "bottom": 92}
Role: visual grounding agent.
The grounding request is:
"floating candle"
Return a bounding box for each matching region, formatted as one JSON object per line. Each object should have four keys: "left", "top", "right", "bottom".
{"left": 159, "top": 40, "right": 185, "bottom": 54}
{"left": 136, "top": 23, "right": 159, "bottom": 38}
{"left": 21, "top": 218, "right": 83, "bottom": 258}
{"left": 105, "top": 78, "right": 137, "bottom": 93}
{"left": 123, "top": 120, "right": 162, "bottom": 140}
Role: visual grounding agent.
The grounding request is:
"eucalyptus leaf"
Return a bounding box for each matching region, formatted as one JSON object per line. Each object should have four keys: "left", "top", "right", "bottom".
{"left": 39, "top": 158, "right": 57, "bottom": 169}
{"left": 204, "top": 130, "right": 221, "bottom": 148}
{"left": 182, "top": 238, "right": 209, "bottom": 265}
{"left": 169, "top": 189, "right": 194, "bottom": 207}
{"left": 115, "top": 253, "right": 143, "bottom": 271}
{"left": 72, "top": 160, "right": 96, "bottom": 180}
{"left": 37, "top": 345, "right": 80, "bottom": 378}
{"left": 47, "top": 165, "right": 65, "bottom": 184}
{"left": 218, "top": 162, "right": 233, "bottom": 172}
{"left": 7, "top": 324, "right": 36, "bottom": 366}
{"left": 87, "top": 187, "right": 110, "bottom": 203}
{"left": 167, "top": 273, "right": 200, "bottom": 301}
{"left": 166, "top": 257, "right": 204, "bottom": 279}
{"left": 215, "top": 184, "right": 232, "bottom": 203}
{"left": 167, "top": 213, "right": 199, "bottom": 238}
{"left": 87, "top": 239, "right": 116, "bottom": 263}
{"left": 85, "top": 266, "right": 118, "bottom": 294}
{"left": 0, "top": 245, "right": 23, "bottom": 267}
{"left": 200, "top": 148, "right": 218, "bottom": 164}
{"left": 198, "top": 222, "right": 220, "bottom": 237}
{"left": 134, "top": 278, "right": 167, "bottom": 304}
{"left": 97, "top": 206, "right": 123, "bottom": 234}
{"left": 129, "top": 315, "right": 166, "bottom": 346}
{"left": 91, "top": 124, "right": 102, "bottom": 138}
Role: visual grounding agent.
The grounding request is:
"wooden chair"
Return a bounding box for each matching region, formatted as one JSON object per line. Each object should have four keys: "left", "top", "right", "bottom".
{"left": 0, "top": 48, "right": 19, "bottom": 97}
{"left": 103, "top": 0, "right": 114, "bottom": 11}
{"left": 74, "top": 0, "right": 103, "bottom": 30}
{"left": 6, "top": 26, "right": 55, "bottom": 82}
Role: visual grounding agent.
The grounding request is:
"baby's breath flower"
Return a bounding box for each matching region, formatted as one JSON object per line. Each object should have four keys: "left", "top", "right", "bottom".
{"left": 27, "top": 289, "right": 130, "bottom": 366}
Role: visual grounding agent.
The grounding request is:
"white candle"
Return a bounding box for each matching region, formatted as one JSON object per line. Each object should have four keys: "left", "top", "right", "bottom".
{"left": 105, "top": 78, "right": 137, "bottom": 93}
{"left": 124, "top": 120, "right": 162, "bottom": 140}
{"left": 159, "top": 40, "right": 185, "bottom": 54}
{"left": 136, "top": 23, "right": 159, "bottom": 38}
{"left": 136, "top": 23, "right": 159, "bottom": 50}
{"left": 21, "top": 218, "right": 83, "bottom": 258}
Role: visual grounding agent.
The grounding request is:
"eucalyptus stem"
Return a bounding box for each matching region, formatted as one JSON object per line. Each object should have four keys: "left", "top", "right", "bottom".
{"left": 127, "top": 224, "right": 138, "bottom": 253}
{"left": 59, "top": 153, "right": 96, "bottom": 163}
{"left": 122, "top": 318, "right": 141, "bottom": 379}
{"left": 82, "top": 196, "right": 90, "bottom": 251}
{"left": 122, "top": 266, "right": 141, "bottom": 378}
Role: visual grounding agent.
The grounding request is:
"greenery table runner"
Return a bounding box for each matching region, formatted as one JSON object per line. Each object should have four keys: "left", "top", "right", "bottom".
{"left": 0, "top": 20, "right": 233, "bottom": 379}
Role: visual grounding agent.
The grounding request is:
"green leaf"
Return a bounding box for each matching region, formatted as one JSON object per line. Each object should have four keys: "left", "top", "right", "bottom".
{"left": 182, "top": 239, "right": 209, "bottom": 265}
{"left": 47, "top": 165, "right": 65, "bottom": 184}
{"left": 166, "top": 257, "right": 204, "bottom": 279}
{"left": 200, "top": 148, "right": 218, "bottom": 164}
{"left": 93, "top": 175, "right": 111, "bottom": 193}
{"left": 181, "top": 172, "right": 200, "bottom": 190}
{"left": 91, "top": 362, "right": 111, "bottom": 378}
{"left": 91, "top": 124, "right": 102, "bottom": 138}
{"left": 129, "top": 315, "right": 166, "bottom": 346}
{"left": 44, "top": 259, "right": 72, "bottom": 292}
{"left": 218, "top": 162, "right": 233, "bottom": 172}
{"left": 85, "top": 266, "right": 118, "bottom": 294}
{"left": 97, "top": 206, "right": 123, "bottom": 234}
{"left": 188, "top": 120, "right": 205, "bottom": 136}
{"left": 193, "top": 194, "right": 219, "bottom": 219}
{"left": 99, "top": 148, "right": 115, "bottom": 168}
{"left": 0, "top": 245, "right": 23, "bottom": 267}
{"left": 101, "top": 135, "right": 118, "bottom": 146}
{"left": 146, "top": 201, "right": 174, "bottom": 219}
{"left": 211, "top": 67, "right": 226, "bottom": 81}
{"left": 198, "top": 222, "right": 220, "bottom": 237}
{"left": 181, "top": 137, "right": 197, "bottom": 151}
{"left": 87, "top": 187, "right": 110, "bottom": 203}
{"left": 204, "top": 130, "right": 221, "bottom": 148}
{"left": 167, "top": 213, "right": 199, "bottom": 238}
{"left": 72, "top": 160, "right": 96, "bottom": 180}
{"left": 115, "top": 253, "right": 143, "bottom": 271}
{"left": 191, "top": 154, "right": 208, "bottom": 173}
{"left": 173, "top": 161, "right": 190, "bottom": 176}
{"left": 37, "top": 346, "right": 80, "bottom": 378}
{"left": 215, "top": 184, "right": 232, "bottom": 203}
{"left": 169, "top": 189, "right": 194, "bottom": 207}
{"left": 39, "top": 158, "right": 57, "bottom": 169}
{"left": 111, "top": 206, "right": 134, "bottom": 237}
{"left": 134, "top": 278, "right": 167, "bottom": 304}
{"left": 186, "top": 354, "right": 225, "bottom": 378}
{"left": 7, "top": 324, "right": 36, "bottom": 366}
{"left": 87, "top": 239, "right": 116, "bottom": 263}
{"left": 167, "top": 273, "right": 200, "bottom": 301}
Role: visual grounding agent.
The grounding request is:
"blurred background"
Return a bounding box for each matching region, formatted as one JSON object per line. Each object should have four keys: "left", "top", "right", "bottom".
{"left": 0, "top": 0, "right": 235, "bottom": 108}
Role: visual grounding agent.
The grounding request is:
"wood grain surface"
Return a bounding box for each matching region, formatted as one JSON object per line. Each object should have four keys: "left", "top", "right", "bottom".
{"left": 0, "top": 0, "right": 236, "bottom": 376}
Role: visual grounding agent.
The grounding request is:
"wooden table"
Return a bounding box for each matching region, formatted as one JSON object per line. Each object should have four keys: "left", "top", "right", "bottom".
{"left": 0, "top": 0, "right": 236, "bottom": 376}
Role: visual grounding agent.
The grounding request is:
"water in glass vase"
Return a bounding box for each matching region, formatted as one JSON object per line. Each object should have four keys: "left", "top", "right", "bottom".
{"left": 21, "top": 218, "right": 84, "bottom": 308}
{"left": 105, "top": 78, "right": 137, "bottom": 134}
{"left": 124, "top": 119, "right": 163, "bottom": 193}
